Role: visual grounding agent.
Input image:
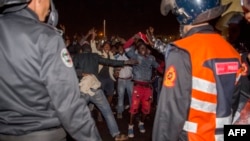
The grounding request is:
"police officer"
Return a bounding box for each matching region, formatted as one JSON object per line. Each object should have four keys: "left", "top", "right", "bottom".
{"left": 0, "top": 0, "right": 101, "bottom": 141}
{"left": 149, "top": 0, "right": 241, "bottom": 141}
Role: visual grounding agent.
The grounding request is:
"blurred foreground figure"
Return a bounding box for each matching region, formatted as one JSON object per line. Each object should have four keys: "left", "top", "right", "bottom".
{"left": 244, "top": 12, "right": 250, "bottom": 22}
{"left": 0, "top": 0, "right": 101, "bottom": 141}
{"left": 241, "top": 0, "right": 250, "bottom": 22}
{"left": 151, "top": 0, "right": 241, "bottom": 141}
{"left": 232, "top": 0, "right": 250, "bottom": 126}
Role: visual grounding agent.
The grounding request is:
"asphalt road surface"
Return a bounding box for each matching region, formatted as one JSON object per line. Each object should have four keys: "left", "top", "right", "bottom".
{"left": 95, "top": 106, "right": 156, "bottom": 141}
{"left": 67, "top": 94, "right": 157, "bottom": 141}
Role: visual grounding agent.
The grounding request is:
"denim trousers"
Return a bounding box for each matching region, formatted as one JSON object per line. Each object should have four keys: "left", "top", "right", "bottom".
{"left": 81, "top": 89, "right": 120, "bottom": 137}
{"left": 116, "top": 78, "right": 133, "bottom": 114}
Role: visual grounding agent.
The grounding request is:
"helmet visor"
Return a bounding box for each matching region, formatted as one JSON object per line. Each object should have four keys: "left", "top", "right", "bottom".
{"left": 160, "top": 0, "right": 175, "bottom": 16}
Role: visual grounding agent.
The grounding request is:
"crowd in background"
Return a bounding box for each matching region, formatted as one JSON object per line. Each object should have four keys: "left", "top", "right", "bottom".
{"left": 63, "top": 26, "right": 165, "bottom": 110}
{"left": 57, "top": 11, "right": 250, "bottom": 139}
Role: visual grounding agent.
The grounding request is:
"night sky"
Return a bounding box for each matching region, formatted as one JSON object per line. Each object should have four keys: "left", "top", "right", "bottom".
{"left": 54, "top": 0, "right": 179, "bottom": 39}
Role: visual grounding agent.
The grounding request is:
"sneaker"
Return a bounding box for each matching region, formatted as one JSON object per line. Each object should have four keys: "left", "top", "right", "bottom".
{"left": 117, "top": 113, "right": 123, "bottom": 119}
{"left": 114, "top": 134, "right": 128, "bottom": 141}
{"left": 128, "top": 125, "right": 134, "bottom": 138}
{"left": 124, "top": 105, "right": 130, "bottom": 110}
{"left": 138, "top": 121, "right": 146, "bottom": 133}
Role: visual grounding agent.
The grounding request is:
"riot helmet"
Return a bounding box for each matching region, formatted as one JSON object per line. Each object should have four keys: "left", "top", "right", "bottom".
{"left": 0, "top": 0, "right": 30, "bottom": 13}
{"left": 0, "top": 0, "right": 58, "bottom": 27}
{"left": 160, "top": 0, "right": 231, "bottom": 25}
{"left": 0, "top": 0, "right": 30, "bottom": 7}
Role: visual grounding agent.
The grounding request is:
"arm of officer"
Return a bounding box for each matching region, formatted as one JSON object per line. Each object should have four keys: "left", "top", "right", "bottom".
{"left": 149, "top": 39, "right": 169, "bottom": 54}
{"left": 41, "top": 35, "right": 101, "bottom": 141}
{"left": 153, "top": 47, "right": 192, "bottom": 141}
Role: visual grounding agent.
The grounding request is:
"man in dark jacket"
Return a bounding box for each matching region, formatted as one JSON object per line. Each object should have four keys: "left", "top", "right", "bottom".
{"left": 73, "top": 44, "right": 137, "bottom": 141}
{"left": 0, "top": 0, "right": 101, "bottom": 141}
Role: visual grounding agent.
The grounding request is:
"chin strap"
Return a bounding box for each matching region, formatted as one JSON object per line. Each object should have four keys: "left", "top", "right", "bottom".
{"left": 179, "top": 25, "right": 184, "bottom": 38}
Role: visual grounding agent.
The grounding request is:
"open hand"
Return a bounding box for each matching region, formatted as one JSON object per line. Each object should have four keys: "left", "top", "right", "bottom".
{"left": 146, "top": 26, "right": 156, "bottom": 46}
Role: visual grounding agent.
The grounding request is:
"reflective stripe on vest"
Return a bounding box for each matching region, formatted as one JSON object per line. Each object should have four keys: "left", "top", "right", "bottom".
{"left": 190, "top": 98, "right": 216, "bottom": 113}
{"left": 191, "top": 77, "right": 217, "bottom": 113}
{"left": 216, "top": 115, "right": 232, "bottom": 128}
{"left": 183, "top": 121, "right": 198, "bottom": 133}
{"left": 193, "top": 76, "right": 217, "bottom": 95}
{"left": 183, "top": 115, "right": 231, "bottom": 132}
{"left": 215, "top": 134, "right": 223, "bottom": 141}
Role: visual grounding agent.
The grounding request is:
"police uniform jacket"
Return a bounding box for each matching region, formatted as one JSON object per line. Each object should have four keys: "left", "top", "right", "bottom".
{"left": 0, "top": 8, "right": 101, "bottom": 141}
{"left": 152, "top": 25, "right": 241, "bottom": 141}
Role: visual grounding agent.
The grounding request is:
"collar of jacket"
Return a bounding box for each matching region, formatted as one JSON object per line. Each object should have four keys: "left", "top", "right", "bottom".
{"left": 183, "top": 25, "right": 215, "bottom": 38}
{"left": 11, "top": 7, "right": 39, "bottom": 22}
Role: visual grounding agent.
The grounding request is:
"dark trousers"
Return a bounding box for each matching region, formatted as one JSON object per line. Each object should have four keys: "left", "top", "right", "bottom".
{"left": 0, "top": 127, "right": 66, "bottom": 141}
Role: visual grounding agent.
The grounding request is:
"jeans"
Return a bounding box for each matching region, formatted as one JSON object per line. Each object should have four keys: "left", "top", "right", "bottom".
{"left": 81, "top": 89, "right": 120, "bottom": 137}
{"left": 116, "top": 78, "right": 133, "bottom": 114}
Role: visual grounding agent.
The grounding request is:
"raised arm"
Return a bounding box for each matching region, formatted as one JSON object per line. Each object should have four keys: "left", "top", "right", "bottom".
{"left": 89, "top": 28, "right": 101, "bottom": 54}
{"left": 146, "top": 26, "right": 168, "bottom": 54}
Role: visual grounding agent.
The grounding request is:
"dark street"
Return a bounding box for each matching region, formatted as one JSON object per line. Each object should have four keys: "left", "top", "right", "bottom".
{"left": 67, "top": 94, "right": 157, "bottom": 141}
{"left": 95, "top": 106, "right": 156, "bottom": 141}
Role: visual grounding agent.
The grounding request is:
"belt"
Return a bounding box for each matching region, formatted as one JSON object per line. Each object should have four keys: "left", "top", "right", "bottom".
{"left": 134, "top": 81, "right": 152, "bottom": 88}
{"left": 82, "top": 73, "right": 92, "bottom": 77}
{"left": 118, "top": 77, "right": 132, "bottom": 80}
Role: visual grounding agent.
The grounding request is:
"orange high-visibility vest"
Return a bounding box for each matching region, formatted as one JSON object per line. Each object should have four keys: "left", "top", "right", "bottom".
{"left": 174, "top": 33, "right": 241, "bottom": 141}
